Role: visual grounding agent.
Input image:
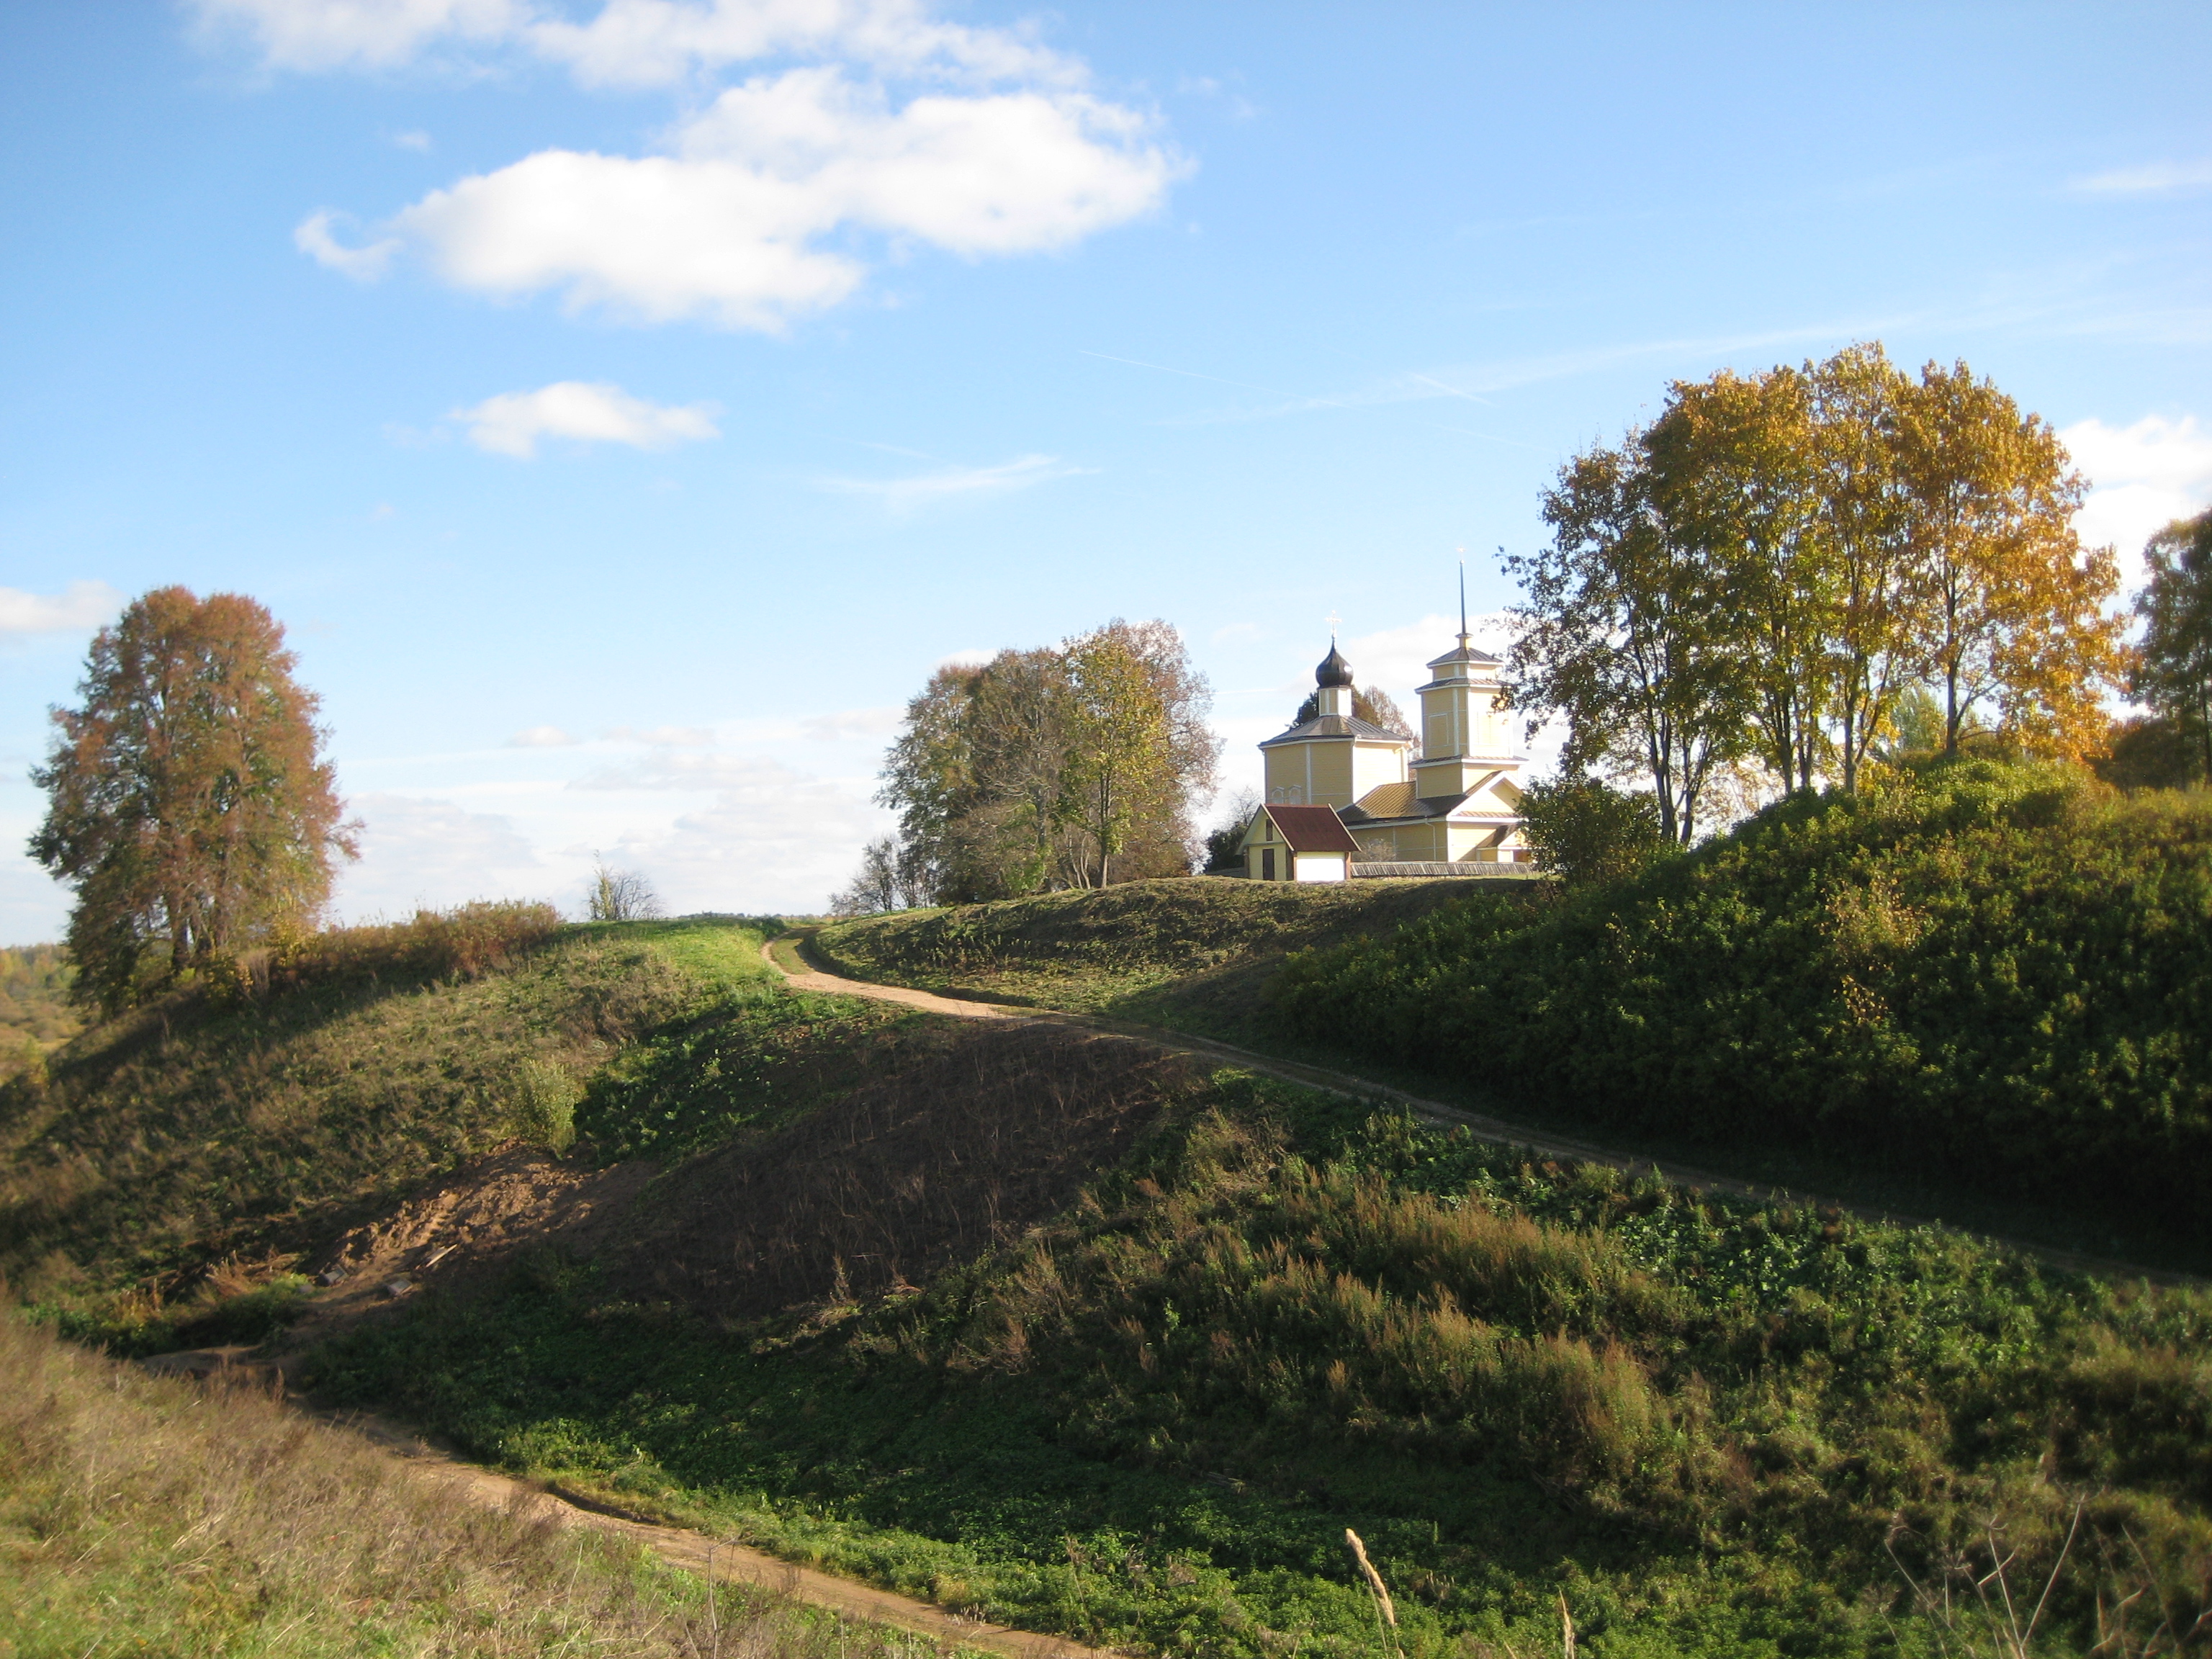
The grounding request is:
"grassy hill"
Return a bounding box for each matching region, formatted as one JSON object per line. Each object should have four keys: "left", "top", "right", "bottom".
{"left": 1273, "top": 760, "right": 2212, "bottom": 1257}
{"left": 6, "top": 892, "right": 2210, "bottom": 1655}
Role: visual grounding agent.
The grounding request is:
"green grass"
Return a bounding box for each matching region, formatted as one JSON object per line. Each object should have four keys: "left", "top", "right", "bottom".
{"left": 305, "top": 1068, "right": 2212, "bottom": 1658}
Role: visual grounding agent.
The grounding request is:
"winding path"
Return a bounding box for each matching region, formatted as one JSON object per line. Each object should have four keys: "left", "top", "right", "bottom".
{"left": 765, "top": 933, "right": 2190, "bottom": 1288}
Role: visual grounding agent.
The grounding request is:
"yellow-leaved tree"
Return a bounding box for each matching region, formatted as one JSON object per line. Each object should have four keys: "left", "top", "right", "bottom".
{"left": 1896, "top": 361, "right": 2126, "bottom": 757}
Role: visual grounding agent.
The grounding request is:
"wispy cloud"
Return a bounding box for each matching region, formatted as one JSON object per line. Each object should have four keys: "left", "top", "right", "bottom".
{"left": 819, "top": 452, "right": 1092, "bottom": 511}
{"left": 294, "top": 209, "right": 400, "bottom": 279}
{"left": 800, "top": 706, "right": 904, "bottom": 742}
{"left": 507, "top": 724, "right": 577, "bottom": 747}
{"left": 1123, "top": 322, "right": 1894, "bottom": 429}
{"left": 0, "top": 580, "right": 123, "bottom": 640}
{"left": 2069, "top": 158, "right": 2212, "bottom": 197}
{"left": 603, "top": 724, "right": 716, "bottom": 747}
{"left": 453, "top": 382, "right": 720, "bottom": 459}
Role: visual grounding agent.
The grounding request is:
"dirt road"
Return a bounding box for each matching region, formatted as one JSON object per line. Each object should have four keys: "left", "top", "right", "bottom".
{"left": 767, "top": 933, "right": 2191, "bottom": 1287}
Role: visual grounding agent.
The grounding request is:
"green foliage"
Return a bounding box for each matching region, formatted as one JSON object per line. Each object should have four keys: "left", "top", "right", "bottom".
{"left": 2134, "top": 508, "right": 2212, "bottom": 785}
{"left": 1273, "top": 758, "right": 2212, "bottom": 1241}
{"left": 575, "top": 988, "right": 909, "bottom": 1163}
{"left": 1514, "top": 775, "right": 1667, "bottom": 886}
{"left": 308, "top": 1077, "right": 2212, "bottom": 1658}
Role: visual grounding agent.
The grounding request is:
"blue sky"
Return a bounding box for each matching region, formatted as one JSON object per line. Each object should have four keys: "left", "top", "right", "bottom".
{"left": 4, "top": 1, "right": 2208, "bottom": 940}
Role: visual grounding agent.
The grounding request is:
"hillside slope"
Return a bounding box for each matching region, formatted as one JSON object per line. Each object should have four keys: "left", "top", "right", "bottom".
{"left": 1274, "top": 760, "right": 2212, "bottom": 1249}
{"left": 12, "top": 898, "right": 2210, "bottom": 1656}
{"left": 812, "top": 876, "right": 1514, "bottom": 1033}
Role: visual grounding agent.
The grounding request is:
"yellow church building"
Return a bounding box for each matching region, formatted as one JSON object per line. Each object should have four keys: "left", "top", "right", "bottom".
{"left": 1238, "top": 619, "right": 1529, "bottom": 881}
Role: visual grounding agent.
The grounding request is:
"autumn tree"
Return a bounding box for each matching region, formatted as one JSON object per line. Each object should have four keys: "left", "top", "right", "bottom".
{"left": 2133, "top": 508, "right": 2212, "bottom": 783}
{"left": 1060, "top": 620, "right": 1219, "bottom": 887}
{"left": 1647, "top": 361, "right": 1829, "bottom": 791}
{"left": 1509, "top": 437, "right": 1746, "bottom": 843}
{"left": 30, "top": 587, "right": 356, "bottom": 1010}
{"left": 875, "top": 619, "right": 1217, "bottom": 899}
{"left": 1807, "top": 343, "right": 1916, "bottom": 792}
{"left": 1894, "top": 361, "right": 2125, "bottom": 755}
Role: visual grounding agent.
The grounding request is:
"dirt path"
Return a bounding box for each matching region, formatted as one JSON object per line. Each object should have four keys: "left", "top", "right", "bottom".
{"left": 765, "top": 935, "right": 2193, "bottom": 1287}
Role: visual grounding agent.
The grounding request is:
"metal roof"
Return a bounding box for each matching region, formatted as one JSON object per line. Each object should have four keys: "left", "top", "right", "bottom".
{"left": 1256, "top": 714, "right": 1410, "bottom": 748}
{"left": 1260, "top": 804, "right": 1361, "bottom": 854}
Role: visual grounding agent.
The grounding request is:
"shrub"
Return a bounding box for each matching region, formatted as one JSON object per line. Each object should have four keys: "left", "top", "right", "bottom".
{"left": 1514, "top": 773, "right": 1668, "bottom": 885}
{"left": 507, "top": 1056, "right": 583, "bottom": 1153}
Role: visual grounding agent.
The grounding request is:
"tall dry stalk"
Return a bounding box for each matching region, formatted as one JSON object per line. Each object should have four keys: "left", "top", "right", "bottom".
{"left": 1560, "top": 1589, "right": 1577, "bottom": 1659}
{"left": 1344, "top": 1528, "right": 1401, "bottom": 1658}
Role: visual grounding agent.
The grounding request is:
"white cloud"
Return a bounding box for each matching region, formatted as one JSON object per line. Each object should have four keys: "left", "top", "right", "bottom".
{"left": 253, "top": 1, "right": 1183, "bottom": 331}
{"left": 507, "top": 724, "right": 577, "bottom": 746}
{"left": 453, "top": 381, "right": 721, "bottom": 457}
{"left": 821, "top": 451, "right": 1092, "bottom": 511}
{"left": 934, "top": 647, "right": 993, "bottom": 669}
{"left": 191, "top": 0, "right": 529, "bottom": 72}
{"left": 383, "top": 71, "right": 1178, "bottom": 329}
{"left": 294, "top": 209, "right": 401, "bottom": 279}
{"left": 0, "top": 580, "right": 124, "bottom": 639}
{"left": 390, "top": 127, "right": 433, "bottom": 150}
{"left": 2070, "top": 158, "right": 2212, "bottom": 197}
{"left": 2061, "top": 414, "right": 2212, "bottom": 581}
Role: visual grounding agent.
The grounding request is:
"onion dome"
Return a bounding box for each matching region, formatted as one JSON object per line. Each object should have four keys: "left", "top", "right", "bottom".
{"left": 1315, "top": 643, "right": 1354, "bottom": 688}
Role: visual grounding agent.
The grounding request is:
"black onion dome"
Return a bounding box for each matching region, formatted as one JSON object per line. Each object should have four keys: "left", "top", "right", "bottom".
{"left": 1316, "top": 644, "right": 1354, "bottom": 688}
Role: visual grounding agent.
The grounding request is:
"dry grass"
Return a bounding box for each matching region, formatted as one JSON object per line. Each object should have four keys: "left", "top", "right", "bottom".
{"left": 0, "top": 1310, "right": 973, "bottom": 1658}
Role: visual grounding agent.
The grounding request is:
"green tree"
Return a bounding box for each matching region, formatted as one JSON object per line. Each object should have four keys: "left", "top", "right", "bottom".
{"left": 2132, "top": 508, "right": 2212, "bottom": 783}
{"left": 1509, "top": 436, "right": 1746, "bottom": 843}
{"left": 30, "top": 587, "right": 355, "bottom": 1010}
{"left": 1896, "top": 361, "right": 2126, "bottom": 756}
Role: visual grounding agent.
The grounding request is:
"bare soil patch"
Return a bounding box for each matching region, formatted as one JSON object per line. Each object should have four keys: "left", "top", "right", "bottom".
{"left": 278, "top": 1143, "right": 657, "bottom": 1349}
{"left": 626, "top": 1022, "right": 1192, "bottom": 1319}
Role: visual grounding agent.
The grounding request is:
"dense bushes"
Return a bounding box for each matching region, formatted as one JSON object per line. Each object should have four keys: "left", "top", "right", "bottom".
{"left": 1272, "top": 760, "right": 2212, "bottom": 1236}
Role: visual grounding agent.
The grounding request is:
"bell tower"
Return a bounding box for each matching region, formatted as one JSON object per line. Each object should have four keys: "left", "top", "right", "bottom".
{"left": 1412, "top": 572, "right": 1514, "bottom": 800}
